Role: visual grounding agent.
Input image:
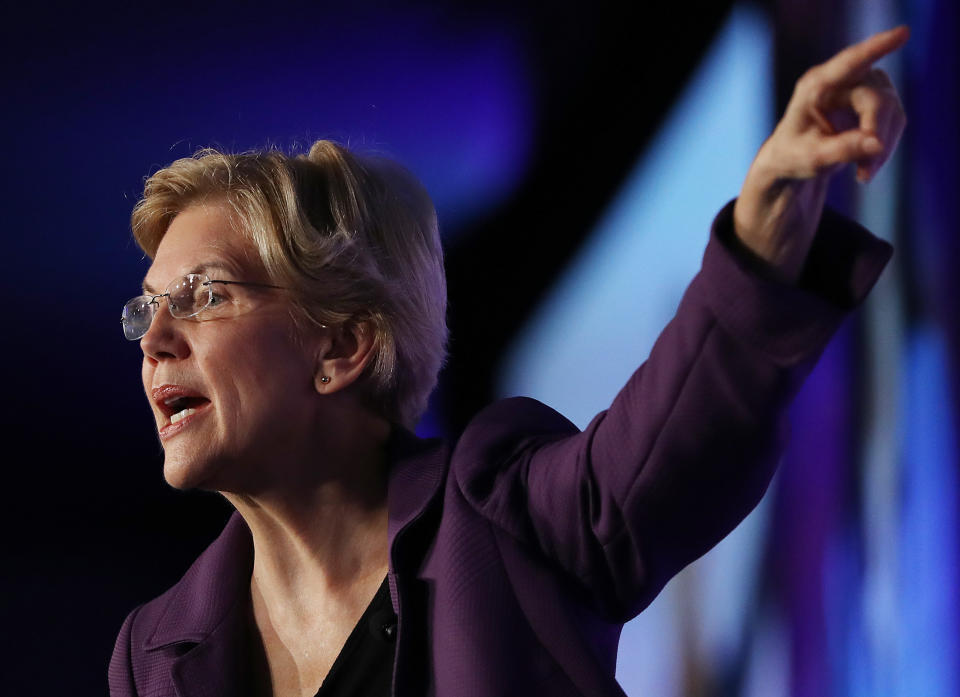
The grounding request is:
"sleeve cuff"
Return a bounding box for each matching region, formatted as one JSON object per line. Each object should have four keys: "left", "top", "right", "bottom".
{"left": 694, "top": 198, "right": 894, "bottom": 366}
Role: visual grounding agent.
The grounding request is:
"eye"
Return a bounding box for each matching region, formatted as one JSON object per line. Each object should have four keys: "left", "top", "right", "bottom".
{"left": 201, "top": 280, "right": 234, "bottom": 311}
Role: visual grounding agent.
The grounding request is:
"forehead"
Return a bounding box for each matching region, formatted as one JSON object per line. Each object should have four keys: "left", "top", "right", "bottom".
{"left": 143, "top": 202, "right": 262, "bottom": 292}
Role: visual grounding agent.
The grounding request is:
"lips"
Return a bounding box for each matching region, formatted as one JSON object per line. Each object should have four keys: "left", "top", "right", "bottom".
{"left": 151, "top": 384, "right": 211, "bottom": 426}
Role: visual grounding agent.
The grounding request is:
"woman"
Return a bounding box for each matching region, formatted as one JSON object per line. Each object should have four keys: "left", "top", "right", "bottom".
{"left": 110, "top": 27, "right": 908, "bottom": 697}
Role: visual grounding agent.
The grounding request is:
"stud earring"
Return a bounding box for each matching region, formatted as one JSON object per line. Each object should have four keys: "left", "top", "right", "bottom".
{"left": 320, "top": 375, "right": 331, "bottom": 384}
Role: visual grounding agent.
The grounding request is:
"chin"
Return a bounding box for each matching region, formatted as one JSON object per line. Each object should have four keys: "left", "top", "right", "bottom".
{"left": 162, "top": 451, "right": 221, "bottom": 491}
{"left": 163, "top": 462, "right": 205, "bottom": 491}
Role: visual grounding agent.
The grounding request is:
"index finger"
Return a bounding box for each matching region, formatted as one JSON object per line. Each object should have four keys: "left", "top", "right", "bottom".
{"left": 818, "top": 25, "right": 909, "bottom": 87}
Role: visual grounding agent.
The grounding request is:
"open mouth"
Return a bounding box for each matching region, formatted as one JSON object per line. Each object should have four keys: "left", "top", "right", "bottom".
{"left": 152, "top": 385, "right": 212, "bottom": 430}
{"left": 164, "top": 396, "right": 210, "bottom": 424}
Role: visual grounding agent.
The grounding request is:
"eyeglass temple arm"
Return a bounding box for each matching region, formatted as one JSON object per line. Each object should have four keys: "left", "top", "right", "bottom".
{"left": 205, "top": 280, "right": 285, "bottom": 290}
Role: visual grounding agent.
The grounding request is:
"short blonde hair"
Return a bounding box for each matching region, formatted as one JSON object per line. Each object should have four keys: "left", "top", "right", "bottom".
{"left": 132, "top": 140, "right": 447, "bottom": 429}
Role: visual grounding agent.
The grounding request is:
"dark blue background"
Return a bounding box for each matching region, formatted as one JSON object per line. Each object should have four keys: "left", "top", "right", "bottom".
{"left": 1, "top": 1, "right": 956, "bottom": 695}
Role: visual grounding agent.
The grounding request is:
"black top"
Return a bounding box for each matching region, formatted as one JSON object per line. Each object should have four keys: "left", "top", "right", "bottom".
{"left": 246, "top": 576, "right": 397, "bottom": 697}
{"left": 314, "top": 576, "right": 397, "bottom": 697}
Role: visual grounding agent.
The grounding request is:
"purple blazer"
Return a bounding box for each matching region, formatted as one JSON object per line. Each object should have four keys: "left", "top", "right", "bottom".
{"left": 109, "top": 203, "right": 892, "bottom": 697}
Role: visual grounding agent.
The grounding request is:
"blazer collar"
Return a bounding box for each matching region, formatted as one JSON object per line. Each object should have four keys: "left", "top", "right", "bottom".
{"left": 144, "top": 512, "right": 254, "bottom": 650}
{"left": 140, "top": 427, "right": 448, "bottom": 648}
{"left": 385, "top": 426, "right": 449, "bottom": 617}
{"left": 386, "top": 426, "right": 448, "bottom": 555}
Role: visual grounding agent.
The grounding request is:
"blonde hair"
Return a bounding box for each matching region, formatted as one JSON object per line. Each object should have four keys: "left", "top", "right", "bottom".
{"left": 132, "top": 140, "right": 447, "bottom": 429}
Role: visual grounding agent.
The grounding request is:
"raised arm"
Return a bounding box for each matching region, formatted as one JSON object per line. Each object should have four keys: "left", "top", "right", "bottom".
{"left": 453, "top": 29, "right": 905, "bottom": 620}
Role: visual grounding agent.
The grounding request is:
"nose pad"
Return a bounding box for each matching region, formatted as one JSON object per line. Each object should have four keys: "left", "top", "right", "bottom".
{"left": 140, "top": 298, "right": 190, "bottom": 360}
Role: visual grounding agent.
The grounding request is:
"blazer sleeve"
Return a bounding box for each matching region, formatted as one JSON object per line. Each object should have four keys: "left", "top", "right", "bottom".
{"left": 108, "top": 605, "right": 142, "bottom": 697}
{"left": 452, "top": 200, "right": 893, "bottom": 621}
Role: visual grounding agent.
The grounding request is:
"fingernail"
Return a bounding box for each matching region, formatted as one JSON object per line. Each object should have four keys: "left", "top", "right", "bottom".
{"left": 864, "top": 136, "right": 883, "bottom": 153}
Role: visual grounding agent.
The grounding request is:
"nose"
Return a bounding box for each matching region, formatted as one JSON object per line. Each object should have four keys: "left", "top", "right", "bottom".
{"left": 140, "top": 299, "right": 191, "bottom": 361}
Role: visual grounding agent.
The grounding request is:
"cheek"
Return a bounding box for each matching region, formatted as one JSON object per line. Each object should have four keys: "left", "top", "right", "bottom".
{"left": 210, "top": 333, "right": 312, "bottom": 419}
{"left": 194, "top": 316, "right": 314, "bottom": 414}
{"left": 213, "top": 360, "right": 311, "bottom": 454}
{"left": 252, "top": 349, "right": 315, "bottom": 414}
{"left": 248, "top": 326, "right": 313, "bottom": 385}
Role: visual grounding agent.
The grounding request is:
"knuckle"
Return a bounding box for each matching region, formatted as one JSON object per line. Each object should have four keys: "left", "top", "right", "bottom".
{"left": 852, "top": 85, "right": 882, "bottom": 107}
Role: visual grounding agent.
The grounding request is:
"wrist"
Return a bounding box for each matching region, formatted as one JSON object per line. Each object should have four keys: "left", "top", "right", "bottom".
{"left": 733, "top": 186, "right": 807, "bottom": 285}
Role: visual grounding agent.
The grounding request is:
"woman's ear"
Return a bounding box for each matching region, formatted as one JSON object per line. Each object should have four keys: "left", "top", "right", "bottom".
{"left": 314, "top": 321, "right": 376, "bottom": 394}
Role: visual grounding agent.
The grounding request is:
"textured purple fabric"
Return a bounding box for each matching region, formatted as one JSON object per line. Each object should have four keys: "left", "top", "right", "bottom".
{"left": 109, "top": 202, "right": 892, "bottom": 697}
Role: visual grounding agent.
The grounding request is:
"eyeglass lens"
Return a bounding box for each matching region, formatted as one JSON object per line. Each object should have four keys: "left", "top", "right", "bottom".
{"left": 122, "top": 298, "right": 157, "bottom": 340}
{"left": 167, "top": 275, "right": 209, "bottom": 317}
{"left": 121, "top": 274, "right": 212, "bottom": 340}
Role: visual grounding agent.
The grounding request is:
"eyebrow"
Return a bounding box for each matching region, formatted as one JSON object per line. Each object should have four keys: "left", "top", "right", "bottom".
{"left": 142, "top": 260, "right": 243, "bottom": 294}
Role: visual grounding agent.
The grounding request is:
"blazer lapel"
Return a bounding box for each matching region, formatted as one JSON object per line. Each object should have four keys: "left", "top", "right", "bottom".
{"left": 386, "top": 427, "right": 448, "bottom": 610}
{"left": 143, "top": 514, "right": 255, "bottom": 697}
{"left": 169, "top": 600, "right": 251, "bottom": 697}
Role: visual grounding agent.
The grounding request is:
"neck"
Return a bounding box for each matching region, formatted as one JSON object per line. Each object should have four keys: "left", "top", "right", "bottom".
{"left": 223, "top": 412, "right": 392, "bottom": 617}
